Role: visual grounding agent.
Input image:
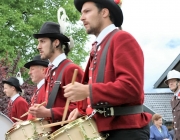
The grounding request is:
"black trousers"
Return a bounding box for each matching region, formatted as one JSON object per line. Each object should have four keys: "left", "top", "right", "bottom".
{"left": 102, "top": 125, "right": 150, "bottom": 140}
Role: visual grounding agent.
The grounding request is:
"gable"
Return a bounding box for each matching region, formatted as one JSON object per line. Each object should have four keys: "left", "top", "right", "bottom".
{"left": 154, "top": 54, "right": 180, "bottom": 88}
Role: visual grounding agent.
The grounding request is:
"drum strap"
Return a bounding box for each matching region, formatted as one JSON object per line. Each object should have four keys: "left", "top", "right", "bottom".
{"left": 46, "top": 61, "right": 72, "bottom": 108}
{"left": 95, "top": 29, "right": 143, "bottom": 117}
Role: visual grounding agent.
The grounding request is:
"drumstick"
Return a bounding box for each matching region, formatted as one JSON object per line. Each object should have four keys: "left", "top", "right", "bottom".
{"left": 20, "top": 101, "right": 46, "bottom": 118}
{"left": 12, "top": 117, "right": 22, "bottom": 122}
{"left": 61, "top": 69, "right": 78, "bottom": 126}
{"left": 40, "top": 119, "right": 73, "bottom": 128}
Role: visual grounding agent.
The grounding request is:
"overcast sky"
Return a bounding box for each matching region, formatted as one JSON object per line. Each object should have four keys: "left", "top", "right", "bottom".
{"left": 122, "top": 0, "right": 180, "bottom": 93}
{"left": 82, "top": 0, "right": 180, "bottom": 93}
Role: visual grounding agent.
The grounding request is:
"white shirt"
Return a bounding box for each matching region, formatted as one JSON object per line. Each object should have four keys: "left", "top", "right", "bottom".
{"left": 11, "top": 94, "right": 20, "bottom": 103}
{"left": 96, "top": 24, "right": 117, "bottom": 46}
{"left": 49, "top": 53, "right": 66, "bottom": 70}
{"left": 158, "top": 127, "right": 162, "bottom": 133}
{"left": 36, "top": 79, "right": 45, "bottom": 95}
{"left": 37, "top": 79, "right": 45, "bottom": 90}
{"left": 174, "top": 89, "right": 180, "bottom": 98}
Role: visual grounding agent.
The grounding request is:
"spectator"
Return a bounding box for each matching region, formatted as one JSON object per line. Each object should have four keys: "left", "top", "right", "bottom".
{"left": 150, "top": 114, "right": 172, "bottom": 140}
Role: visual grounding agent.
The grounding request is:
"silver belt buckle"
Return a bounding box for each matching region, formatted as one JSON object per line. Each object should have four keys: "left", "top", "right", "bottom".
{"left": 54, "top": 81, "right": 61, "bottom": 84}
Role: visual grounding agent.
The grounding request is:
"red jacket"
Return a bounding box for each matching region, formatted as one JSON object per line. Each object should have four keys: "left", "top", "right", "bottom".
{"left": 9, "top": 96, "right": 29, "bottom": 122}
{"left": 44, "top": 59, "right": 84, "bottom": 130}
{"left": 27, "top": 85, "right": 46, "bottom": 120}
{"left": 78, "top": 30, "right": 152, "bottom": 132}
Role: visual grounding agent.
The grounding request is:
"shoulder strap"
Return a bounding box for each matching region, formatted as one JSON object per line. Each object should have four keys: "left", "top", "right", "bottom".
{"left": 46, "top": 61, "right": 72, "bottom": 108}
{"left": 96, "top": 29, "right": 119, "bottom": 83}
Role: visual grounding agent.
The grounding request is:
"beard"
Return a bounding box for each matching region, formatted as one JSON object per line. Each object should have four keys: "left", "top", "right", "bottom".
{"left": 87, "top": 26, "right": 95, "bottom": 34}
{"left": 87, "top": 26, "right": 100, "bottom": 36}
{"left": 41, "top": 44, "right": 55, "bottom": 60}
{"left": 86, "top": 22, "right": 102, "bottom": 37}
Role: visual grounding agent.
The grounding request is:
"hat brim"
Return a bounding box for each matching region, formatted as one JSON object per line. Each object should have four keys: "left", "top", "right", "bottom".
{"left": 2, "top": 81, "right": 22, "bottom": 92}
{"left": 33, "top": 33, "right": 70, "bottom": 42}
{"left": 164, "top": 78, "right": 180, "bottom": 86}
{"left": 24, "top": 61, "right": 49, "bottom": 69}
{"left": 74, "top": 0, "right": 123, "bottom": 27}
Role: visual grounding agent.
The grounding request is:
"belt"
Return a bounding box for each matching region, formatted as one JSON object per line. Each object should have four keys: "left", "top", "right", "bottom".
{"left": 96, "top": 105, "right": 143, "bottom": 117}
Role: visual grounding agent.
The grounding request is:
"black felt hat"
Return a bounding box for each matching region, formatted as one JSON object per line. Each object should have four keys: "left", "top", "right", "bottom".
{"left": 33, "top": 21, "right": 70, "bottom": 42}
{"left": 2, "top": 77, "right": 22, "bottom": 92}
{"left": 24, "top": 55, "right": 49, "bottom": 69}
{"left": 74, "top": 0, "right": 123, "bottom": 27}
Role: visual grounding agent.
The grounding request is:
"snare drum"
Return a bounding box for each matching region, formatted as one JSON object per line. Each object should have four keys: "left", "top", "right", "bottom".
{"left": 5, "top": 118, "right": 52, "bottom": 140}
{"left": 0, "top": 112, "right": 13, "bottom": 140}
{"left": 47, "top": 116, "right": 105, "bottom": 140}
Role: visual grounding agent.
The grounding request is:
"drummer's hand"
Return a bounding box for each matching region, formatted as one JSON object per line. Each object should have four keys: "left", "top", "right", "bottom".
{"left": 63, "top": 82, "right": 89, "bottom": 102}
{"left": 12, "top": 122, "right": 21, "bottom": 127}
{"left": 68, "top": 108, "right": 81, "bottom": 121}
{"left": 29, "top": 104, "right": 51, "bottom": 118}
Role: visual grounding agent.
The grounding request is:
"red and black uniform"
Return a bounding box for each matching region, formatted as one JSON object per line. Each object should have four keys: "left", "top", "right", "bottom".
{"left": 27, "top": 79, "right": 46, "bottom": 120}
{"left": 77, "top": 25, "right": 152, "bottom": 139}
{"left": 8, "top": 94, "right": 29, "bottom": 122}
{"left": 43, "top": 54, "right": 84, "bottom": 131}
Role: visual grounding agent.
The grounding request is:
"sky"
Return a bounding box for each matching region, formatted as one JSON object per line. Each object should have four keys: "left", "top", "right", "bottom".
{"left": 82, "top": 0, "right": 180, "bottom": 93}
{"left": 121, "top": 0, "right": 180, "bottom": 93}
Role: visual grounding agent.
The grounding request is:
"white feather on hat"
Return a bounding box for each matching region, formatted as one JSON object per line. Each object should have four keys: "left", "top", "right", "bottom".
{"left": 16, "top": 71, "right": 24, "bottom": 86}
{"left": 57, "top": 7, "right": 69, "bottom": 34}
{"left": 57, "top": 7, "right": 74, "bottom": 49}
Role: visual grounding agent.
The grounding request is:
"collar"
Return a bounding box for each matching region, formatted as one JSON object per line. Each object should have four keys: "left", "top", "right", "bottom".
{"left": 11, "top": 94, "right": 20, "bottom": 102}
{"left": 175, "top": 92, "right": 178, "bottom": 97}
{"left": 96, "top": 24, "right": 116, "bottom": 46}
{"left": 174, "top": 90, "right": 180, "bottom": 99}
{"left": 174, "top": 90, "right": 180, "bottom": 96}
{"left": 37, "top": 79, "right": 45, "bottom": 89}
{"left": 49, "top": 53, "right": 66, "bottom": 70}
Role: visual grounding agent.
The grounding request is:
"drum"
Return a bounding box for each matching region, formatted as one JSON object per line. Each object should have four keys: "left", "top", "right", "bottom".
{"left": 47, "top": 116, "right": 105, "bottom": 140}
{"left": 0, "top": 112, "right": 13, "bottom": 140}
{"left": 5, "top": 118, "right": 52, "bottom": 140}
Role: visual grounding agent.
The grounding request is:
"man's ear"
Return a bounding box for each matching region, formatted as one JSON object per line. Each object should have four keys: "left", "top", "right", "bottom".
{"left": 54, "top": 39, "right": 60, "bottom": 48}
{"left": 42, "top": 67, "right": 47, "bottom": 74}
{"left": 101, "top": 8, "right": 110, "bottom": 18}
{"left": 12, "top": 86, "right": 16, "bottom": 91}
{"left": 177, "top": 80, "right": 180, "bottom": 85}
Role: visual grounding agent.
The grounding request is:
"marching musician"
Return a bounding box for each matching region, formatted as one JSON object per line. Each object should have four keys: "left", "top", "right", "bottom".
{"left": 3, "top": 77, "right": 28, "bottom": 122}
{"left": 24, "top": 55, "right": 49, "bottom": 120}
{"left": 28, "top": 21, "right": 84, "bottom": 131}
{"left": 64, "top": 0, "right": 152, "bottom": 139}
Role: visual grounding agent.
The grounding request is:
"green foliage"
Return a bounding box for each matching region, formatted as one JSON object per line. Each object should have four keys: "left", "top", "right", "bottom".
{"left": 0, "top": 0, "right": 89, "bottom": 116}
{"left": 0, "top": 0, "right": 88, "bottom": 70}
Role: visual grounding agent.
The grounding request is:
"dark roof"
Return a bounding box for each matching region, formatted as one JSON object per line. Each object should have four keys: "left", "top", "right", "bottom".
{"left": 144, "top": 93, "right": 173, "bottom": 122}
{"left": 154, "top": 54, "right": 180, "bottom": 88}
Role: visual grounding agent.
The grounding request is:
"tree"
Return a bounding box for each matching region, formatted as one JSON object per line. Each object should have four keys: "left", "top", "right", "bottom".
{"left": 0, "top": 0, "right": 89, "bottom": 115}
{"left": 0, "top": 0, "right": 89, "bottom": 70}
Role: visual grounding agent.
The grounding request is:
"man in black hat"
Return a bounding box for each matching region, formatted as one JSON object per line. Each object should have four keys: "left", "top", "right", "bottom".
{"left": 3, "top": 77, "right": 29, "bottom": 122}
{"left": 24, "top": 55, "right": 49, "bottom": 120}
{"left": 64, "top": 0, "right": 151, "bottom": 139}
{"left": 29, "top": 21, "right": 84, "bottom": 131}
